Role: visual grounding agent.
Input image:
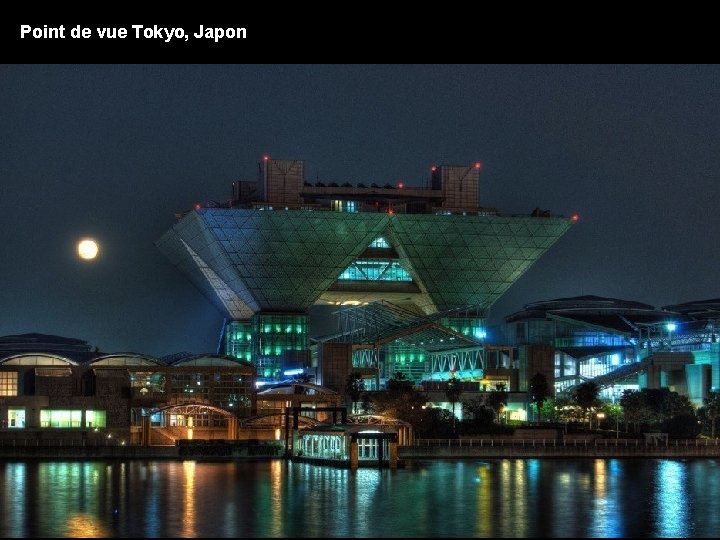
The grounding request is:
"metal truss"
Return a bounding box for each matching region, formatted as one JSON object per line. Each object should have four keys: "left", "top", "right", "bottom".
{"left": 429, "top": 347, "right": 485, "bottom": 374}
{"left": 352, "top": 348, "right": 380, "bottom": 368}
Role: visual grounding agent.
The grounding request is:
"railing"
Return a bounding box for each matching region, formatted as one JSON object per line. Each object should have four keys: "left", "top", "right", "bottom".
{"left": 0, "top": 438, "right": 126, "bottom": 447}
{"left": 412, "top": 438, "right": 720, "bottom": 448}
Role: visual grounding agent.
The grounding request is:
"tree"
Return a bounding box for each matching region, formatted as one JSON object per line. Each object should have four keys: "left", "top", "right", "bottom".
{"left": 485, "top": 387, "right": 509, "bottom": 423}
{"left": 645, "top": 388, "right": 694, "bottom": 420}
{"left": 529, "top": 373, "right": 549, "bottom": 425}
{"left": 702, "top": 391, "right": 720, "bottom": 438}
{"left": 620, "top": 389, "right": 654, "bottom": 432}
{"left": 463, "top": 396, "right": 487, "bottom": 419}
{"left": 446, "top": 376, "right": 463, "bottom": 434}
{"left": 360, "top": 392, "right": 373, "bottom": 415}
{"left": 387, "top": 371, "right": 413, "bottom": 392}
{"left": 371, "top": 372, "right": 428, "bottom": 427}
{"left": 621, "top": 388, "right": 696, "bottom": 433}
{"left": 572, "top": 381, "right": 601, "bottom": 429}
{"left": 417, "top": 407, "right": 456, "bottom": 438}
{"left": 602, "top": 403, "right": 624, "bottom": 438}
{"left": 458, "top": 404, "right": 497, "bottom": 436}
{"left": 344, "top": 372, "right": 365, "bottom": 414}
{"left": 540, "top": 398, "right": 561, "bottom": 423}
{"left": 661, "top": 413, "right": 702, "bottom": 439}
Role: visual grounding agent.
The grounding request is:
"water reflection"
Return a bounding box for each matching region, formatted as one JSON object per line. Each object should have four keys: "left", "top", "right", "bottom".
{"left": 182, "top": 461, "right": 196, "bottom": 537}
{"left": 0, "top": 458, "right": 718, "bottom": 537}
{"left": 474, "top": 462, "right": 492, "bottom": 537}
{"left": 65, "top": 513, "right": 110, "bottom": 538}
{"left": 653, "top": 460, "right": 689, "bottom": 537}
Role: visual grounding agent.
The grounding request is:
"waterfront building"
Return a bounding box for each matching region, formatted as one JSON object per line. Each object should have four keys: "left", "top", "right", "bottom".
{"left": 494, "top": 295, "right": 720, "bottom": 406}
{"left": 0, "top": 342, "right": 255, "bottom": 445}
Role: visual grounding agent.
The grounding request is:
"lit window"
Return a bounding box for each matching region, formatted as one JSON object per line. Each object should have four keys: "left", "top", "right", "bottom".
{"left": 338, "top": 259, "right": 412, "bottom": 281}
{"left": 8, "top": 409, "right": 25, "bottom": 428}
{"left": 0, "top": 372, "right": 17, "bottom": 396}
{"left": 332, "top": 200, "right": 359, "bottom": 213}
{"left": 369, "top": 237, "right": 390, "bottom": 248}
{"left": 40, "top": 410, "right": 82, "bottom": 428}
{"left": 85, "top": 410, "right": 107, "bottom": 428}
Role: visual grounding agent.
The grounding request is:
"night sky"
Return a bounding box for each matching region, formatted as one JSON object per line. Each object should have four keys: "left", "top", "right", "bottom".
{"left": 2, "top": 64, "right": 719, "bottom": 357}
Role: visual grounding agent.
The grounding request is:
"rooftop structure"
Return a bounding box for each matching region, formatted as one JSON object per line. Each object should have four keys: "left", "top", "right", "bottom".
{"left": 0, "top": 333, "right": 97, "bottom": 363}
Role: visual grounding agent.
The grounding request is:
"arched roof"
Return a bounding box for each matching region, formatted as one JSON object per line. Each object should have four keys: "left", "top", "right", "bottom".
{"left": 144, "top": 404, "right": 237, "bottom": 418}
{"left": 89, "top": 353, "right": 164, "bottom": 367}
{"left": 505, "top": 295, "right": 675, "bottom": 333}
{"left": 240, "top": 413, "right": 325, "bottom": 428}
{"left": 258, "top": 382, "right": 338, "bottom": 395}
{"left": 315, "top": 301, "right": 484, "bottom": 353}
{"left": 663, "top": 299, "right": 720, "bottom": 320}
{"left": 171, "top": 354, "right": 253, "bottom": 368}
{"left": 0, "top": 353, "right": 78, "bottom": 366}
{"left": 347, "top": 414, "right": 412, "bottom": 427}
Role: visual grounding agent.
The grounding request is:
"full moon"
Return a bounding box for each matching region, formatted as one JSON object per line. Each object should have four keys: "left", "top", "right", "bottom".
{"left": 77, "top": 239, "right": 99, "bottom": 260}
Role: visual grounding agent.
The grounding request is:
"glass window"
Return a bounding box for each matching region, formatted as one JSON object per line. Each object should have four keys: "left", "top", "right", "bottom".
{"left": 130, "top": 371, "right": 165, "bottom": 393}
{"left": 369, "top": 237, "right": 390, "bottom": 248}
{"left": 213, "top": 373, "right": 252, "bottom": 411}
{"left": 339, "top": 260, "right": 412, "bottom": 281}
{"left": 85, "top": 410, "right": 106, "bottom": 428}
{"left": 331, "top": 200, "right": 359, "bottom": 213}
{"left": 358, "top": 438, "right": 380, "bottom": 460}
{"left": 40, "top": 410, "right": 82, "bottom": 428}
{"left": 8, "top": 408, "right": 25, "bottom": 428}
{"left": 170, "top": 373, "right": 209, "bottom": 396}
{"left": 0, "top": 372, "right": 18, "bottom": 396}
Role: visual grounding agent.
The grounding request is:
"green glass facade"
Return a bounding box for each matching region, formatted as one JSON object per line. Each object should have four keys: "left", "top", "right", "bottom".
{"left": 226, "top": 315, "right": 309, "bottom": 380}
{"left": 225, "top": 320, "right": 253, "bottom": 362}
{"left": 339, "top": 260, "right": 412, "bottom": 281}
{"left": 157, "top": 210, "right": 573, "bottom": 317}
{"left": 442, "top": 317, "right": 487, "bottom": 341}
{"left": 384, "top": 343, "right": 427, "bottom": 382}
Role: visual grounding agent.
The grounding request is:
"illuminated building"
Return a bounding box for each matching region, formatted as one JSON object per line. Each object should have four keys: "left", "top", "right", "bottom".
{"left": 0, "top": 345, "right": 255, "bottom": 444}
{"left": 498, "top": 295, "right": 720, "bottom": 406}
{"left": 157, "top": 156, "right": 575, "bottom": 387}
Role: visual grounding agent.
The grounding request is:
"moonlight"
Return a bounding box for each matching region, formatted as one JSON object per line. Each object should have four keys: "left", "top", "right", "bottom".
{"left": 77, "top": 238, "right": 99, "bottom": 260}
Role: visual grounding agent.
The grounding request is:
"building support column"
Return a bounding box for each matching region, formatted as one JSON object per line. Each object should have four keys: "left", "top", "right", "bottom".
{"left": 227, "top": 417, "right": 238, "bottom": 440}
{"left": 389, "top": 441, "right": 398, "bottom": 469}
{"left": 350, "top": 441, "right": 358, "bottom": 470}
{"left": 141, "top": 415, "right": 151, "bottom": 446}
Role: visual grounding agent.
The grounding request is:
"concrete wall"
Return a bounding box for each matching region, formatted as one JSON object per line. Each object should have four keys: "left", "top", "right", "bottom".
{"left": 686, "top": 363, "right": 712, "bottom": 407}
{"left": 320, "top": 342, "right": 353, "bottom": 394}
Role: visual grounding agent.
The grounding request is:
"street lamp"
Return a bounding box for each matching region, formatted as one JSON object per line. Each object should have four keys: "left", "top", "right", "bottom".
{"left": 596, "top": 412, "right": 606, "bottom": 430}
{"left": 666, "top": 322, "right": 676, "bottom": 351}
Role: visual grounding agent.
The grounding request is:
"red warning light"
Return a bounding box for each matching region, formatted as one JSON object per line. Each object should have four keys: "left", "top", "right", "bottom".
{"left": 474, "top": 162, "right": 482, "bottom": 170}
{"left": 571, "top": 213, "right": 580, "bottom": 222}
{"left": 431, "top": 165, "right": 437, "bottom": 172}
{"left": 262, "top": 155, "right": 269, "bottom": 161}
{"left": 398, "top": 182, "right": 404, "bottom": 189}
{"left": 194, "top": 203, "right": 202, "bottom": 211}
{"left": 386, "top": 208, "right": 395, "bottom": 215}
